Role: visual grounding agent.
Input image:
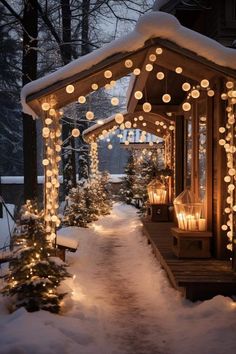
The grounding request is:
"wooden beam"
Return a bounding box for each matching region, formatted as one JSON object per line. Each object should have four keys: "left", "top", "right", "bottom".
{"left": 127, "top": 47, "right": 155, "bottom": 113}
{"left": 136, "top": 104, "right": 181, "bottom": 114}
{"left": 26, "top": 47, "right": 148, "bottom": 117}
{"left": 149, "top": 38, "right": 236, "bottom": 80}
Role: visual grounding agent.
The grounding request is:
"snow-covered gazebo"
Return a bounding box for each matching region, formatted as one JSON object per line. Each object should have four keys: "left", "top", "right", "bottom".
{"left": 21, "top": 10, "right": 236, "bottom": 277}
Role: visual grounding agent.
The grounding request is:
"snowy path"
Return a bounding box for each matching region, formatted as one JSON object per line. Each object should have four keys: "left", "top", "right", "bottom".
{"left": 1, "top": 203, "right": 236, "bottom": 354}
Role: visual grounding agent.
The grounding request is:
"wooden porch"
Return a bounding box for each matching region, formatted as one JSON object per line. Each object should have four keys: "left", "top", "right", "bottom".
{"left": 142, "top": 220, "right": 236, "bottom": 301}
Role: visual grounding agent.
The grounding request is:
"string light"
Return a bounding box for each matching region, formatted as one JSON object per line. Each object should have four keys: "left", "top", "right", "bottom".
{"left": 42, "top": 102, "right": 50, "bottom": 111}
{"left": 156, "top": 47, "right": 163, "bottom": 54}
{"left": 143, "top": 102, "right": 152, "bottom": 112}
{"left": 72, "top": 128, "right": 80, "bottom": 137}
{"left": 125, "top": 59, "right": 133, "bottom": 68}
{"left": 182, "top": 102, "right": 191, "bottom": 111}
{"left": 182, "top": 82, "right": 191, "bottom": 91}
{"left": 111, "top": 97, "right": 119, "bottom": 106}
{"left": 86, "top": 111, "right": 94, "bottom": 120}
{"left": 78, "top": 96, "right": 86, "bottom": 104}
{"left": 91, "top": 83, "right": 98, "bottom": 90}
{"left": 104, "top": 70, "right": 112, "bottom": 78}
{"left": 162, "top": 94, "right": 171, "bottom": 103}
{"left": 156, "top": 72, "right": 165, "bottom": 80}
{"left": 200, "top": 79, "right": 209, "bottom": 88}
{"left": 115, "top": 113, "right": 124, "bottom": 124}
{"left": 133, "top": 68, "right": 141, "bottom": 75}
{"left": 175, "top": 67, "right": 183, "bottom": 74}
{"left": 66, "top": 85, "right": 74, "bottom": 94}
{"left": 134, "top": 91, "right": 143, "bottom": 100}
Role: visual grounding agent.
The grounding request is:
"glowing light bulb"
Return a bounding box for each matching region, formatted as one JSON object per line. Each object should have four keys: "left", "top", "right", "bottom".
{"left": 115, "top": 113, "right": 124, "bottom": 124}
{"left": 200, "top": 79, "right": 209, "bottom": 88}
{"left": 86, "top": 111, "right": 94, "bottom": 120}
{"left": 91, "top": 83, "right": 98, "bottom": 90}
{"left": 42, "top": 127, "right": 50, "bottom": 137}
{"left": 124, "top": 140, "right": 129, "bottom": 145}
{"left": 134, "top": 91, "right": 143, "bottom": 100}
{"left": 42, "top": 102, "right": 50, "bottom": 111}
{"left": 125, "top": 59, "right": 133, "bottom": 68}
{"left": 221, "top": 93, "right": 228, "bottom": 100}
{"left": 104, "top": 70, "right": 112, "bottom": 78}
{"left": 162, "top": 94, "right": 171, "bottom": 103}
{"left": 145, "top": 64, "right": 153, "bottom": 72}
{"left": 133, "top": 68, "right": 141, "bottom": 75}
{"left": 66, "top": 85, "right": 74, "bottom": 94}
{"left": 49, "top": 108, "right": 56, "bottom": 116}
{"left": 156, "top": 47, "right": 163, "bottom": 55}
{"left": 143, "top": 102, "right": 152, "bottom": 112}
{"left": 108, "top": 144, "right": 113, "bottom": 150}
{"left": 219, "top": 139, "right": 226, "bottom": 146}
{"left": 45, "top": 118, "right": 52, "bottom": 125}
{"left": 207, "top": 90, "right": 215, "bottom": 97}
{"left": 156, "top": 72, "right": 165, "bottom": 80}
{"left": 111, "top": 97, "right": 119, "bottom": 106}
{"left": 125, "top": 121, "right": 132, "bottom": 128}
{"left": 78, "top": 96, "right": 86, "bottom": 104}
{"left": 182, "top": 102, "right": 191, "bottom": 111}
{"left": 72, "top": 128, "right": 80, "bottom": 137}
{"left": 191, "top": 89, "right": 200, "bottom": 98}
{"left": 226, "top": 81, "right": 234, "bottom": 89}
{"left": 42, "top": 159, "right": 49, "bottom": 166}
{"left": 149, "top": 54, "right": 156, "bottom": 62}
{"left": 175, "top": 67, "right": 182, "bottom": 74}
{"left": 182, "top": 82, "right": 191, "bottom": 91}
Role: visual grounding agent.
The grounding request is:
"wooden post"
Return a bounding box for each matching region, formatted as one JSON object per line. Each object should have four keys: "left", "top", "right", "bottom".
{"left": 175, "top": 115, "right": 185, "bottom": 197}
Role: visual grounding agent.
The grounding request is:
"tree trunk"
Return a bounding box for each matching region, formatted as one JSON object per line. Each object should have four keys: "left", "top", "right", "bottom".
{"left": 22, "top": 0, "right": 38, "bottom": 202}
{"left": 60, "top": 0, "right": 76, "bottom": 193}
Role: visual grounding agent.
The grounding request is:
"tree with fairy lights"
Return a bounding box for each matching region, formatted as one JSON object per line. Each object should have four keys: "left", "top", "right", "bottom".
{"left": 63, "top": 183, "right": 91, "bottom": 227}
{"left": 120, "top": 153, "right": 136, "bottom": 204}
{"left": 1, "top": 200, "right": 70, "bottom": 313}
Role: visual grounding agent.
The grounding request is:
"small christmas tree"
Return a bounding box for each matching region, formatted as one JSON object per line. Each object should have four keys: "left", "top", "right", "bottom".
{"left": 120, "top": 153, "right": 136, "bottom": 204}
{"left": 1, "top": 200, "right": 70, "bottom": 313}
{"left": 63, "top": 184, "right": 90, "bottom": 227}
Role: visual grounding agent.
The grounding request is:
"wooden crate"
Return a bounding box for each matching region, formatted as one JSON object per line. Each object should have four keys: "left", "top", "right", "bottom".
{"left": 171, "top": 227, "right": 212, "bottom": 258}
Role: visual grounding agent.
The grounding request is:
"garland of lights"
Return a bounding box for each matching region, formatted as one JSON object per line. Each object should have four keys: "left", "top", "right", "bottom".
{"left": 219, "top": 81, "right": 236, "bottom": 251}
{"left": 41, "top": 100, "right": 62, "bottom": 243}
{"left": 90, "top": 141, "right": 99, "bottom": 179}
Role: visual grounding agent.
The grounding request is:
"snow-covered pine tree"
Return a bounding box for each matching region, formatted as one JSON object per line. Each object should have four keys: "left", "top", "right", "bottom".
{"left": 1, "top": 200, "right": 70, "bottom": 313}
{"left": 120, "top": 153, "right": 136, "bottom": 204}
{"left": 63, "top": 183, "right": 90, "bottom": 227}
{"left": 96, "top": 171, "right": 112, "bottom": 216}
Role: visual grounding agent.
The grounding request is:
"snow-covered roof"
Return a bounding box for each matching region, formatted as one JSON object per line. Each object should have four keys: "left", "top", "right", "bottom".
{"left": 21, "top": 11, "right": 236, "bottom": 118}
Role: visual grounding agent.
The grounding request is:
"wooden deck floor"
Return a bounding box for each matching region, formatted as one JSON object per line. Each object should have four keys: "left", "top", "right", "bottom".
{"left": 142, "top": 220, "right": 236, "bottom": 301}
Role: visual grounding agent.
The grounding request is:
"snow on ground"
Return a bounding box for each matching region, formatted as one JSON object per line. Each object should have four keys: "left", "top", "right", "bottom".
{"left": 0, "top": 204, "right": 15, "bottom": 248}
{"left": 1, "top": 203, "right": 236, "bottom": 354}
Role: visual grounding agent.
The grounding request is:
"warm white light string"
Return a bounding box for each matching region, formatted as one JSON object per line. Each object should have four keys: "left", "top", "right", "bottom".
{"left": 219, "top": 81, "right": 236, "bottom": 251}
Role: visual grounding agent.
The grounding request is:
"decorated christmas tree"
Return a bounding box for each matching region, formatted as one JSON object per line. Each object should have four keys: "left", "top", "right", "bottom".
{"left": 1, "top": 200, "right": 70, "bottom": 313}
{"left": 120, "top": 153, "right": 136, "bottom": 204}
{"left": 63, "top": 183, "right": 90, "bottom": 227}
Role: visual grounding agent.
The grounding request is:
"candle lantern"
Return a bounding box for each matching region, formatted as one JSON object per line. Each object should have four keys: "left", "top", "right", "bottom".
{"left": 173, "top": 189, "right": 206, "bottom": 231}
{"left": 146, "top": 179, "right": 170, "bottom": 222}
{"left": 147, "top": 179, "right": 167, "bottom": 205}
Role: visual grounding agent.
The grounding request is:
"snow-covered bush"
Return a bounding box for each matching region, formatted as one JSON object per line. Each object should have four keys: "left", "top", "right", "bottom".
{"left": 1, "top": 200, "right": 70, "bottom": 313}
{"left": 63, "top": 173, "right": 112, "bottom": 227}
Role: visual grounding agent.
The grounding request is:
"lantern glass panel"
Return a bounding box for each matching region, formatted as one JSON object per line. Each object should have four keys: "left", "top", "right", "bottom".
{"left": 147, "top": 179, "right": 167, "bottom": 204}
{"left": 174, "top": 189, "right": 206, "bottom": 231}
